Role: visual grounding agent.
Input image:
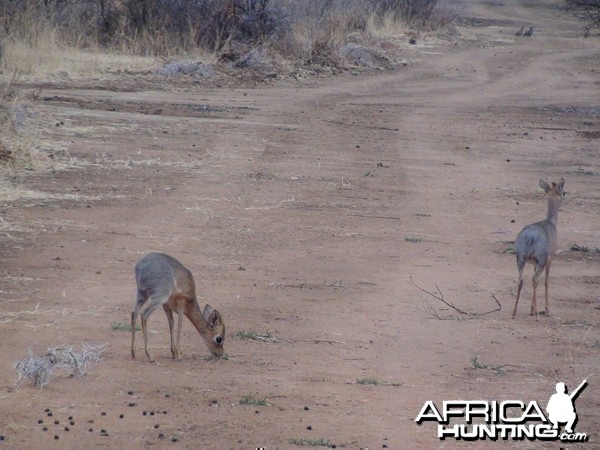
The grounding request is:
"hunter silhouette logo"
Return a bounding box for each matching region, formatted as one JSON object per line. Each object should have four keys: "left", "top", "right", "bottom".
{"left": 416, "top": 379, "right": 589, "bottom": 442}
{"left": 546, "top": 379, "right": 587, "bottom": 434}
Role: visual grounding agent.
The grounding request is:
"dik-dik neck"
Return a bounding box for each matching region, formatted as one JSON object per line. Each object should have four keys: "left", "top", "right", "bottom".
{"left": 184, "top": 301, "right": 210, "bottom": 336}
{"left": 546, "top": 197, "right": 561, "bottom": 226}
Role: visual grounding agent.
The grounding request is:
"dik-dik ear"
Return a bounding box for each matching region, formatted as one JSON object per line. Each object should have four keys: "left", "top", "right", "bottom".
{"left": 539, "top": 179, "right": 551, "bottom": 193}
{"left": 557, "top": 177, "right": 565, "bottom": 194}
{"left": 203, "top": 304, "right": 222, "bottom": 328}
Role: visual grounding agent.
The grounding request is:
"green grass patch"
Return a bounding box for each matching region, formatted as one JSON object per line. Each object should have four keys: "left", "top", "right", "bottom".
{"left": 239, "top": 393, "right": 267, "bottom": 406}
{"left": 357, "top": 378, "right": 403, "bottom": 386}
{"left": 111, "top": 321, "right": 139, "bottom": 331}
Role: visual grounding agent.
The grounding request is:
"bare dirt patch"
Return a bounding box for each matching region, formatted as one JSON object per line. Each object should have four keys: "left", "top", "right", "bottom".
{"left": 1, "top": 1, "right": 599, "bottom": 449}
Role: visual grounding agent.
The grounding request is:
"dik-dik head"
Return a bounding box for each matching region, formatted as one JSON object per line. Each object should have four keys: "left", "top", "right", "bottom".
{"left": 202, "top": 304, "right": 225, "bottom": 357}
{"left": 540, "top": 177, "right": 565, "bottom": 209}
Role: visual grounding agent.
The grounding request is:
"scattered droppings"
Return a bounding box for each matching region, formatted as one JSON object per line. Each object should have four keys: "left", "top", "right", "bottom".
{"left": 306, "top": 425, "right": 312, "bottom": 430}
{"left": 47, "top": 412, "right": 53, "bottom": 417}
{"left": 154, "top": 424, "right": 160, "bottom": 429}
{"left": 143, "top": 411, "right": 147, "bottom": 416}
{"left": 54, "top": 420, "right": 60, "bottom": 425}
{"left": 304, "top": 406, "right": 309, "bottom": 411}
{"left": 54, "top": 435, "right": 59, "bottom": 440}
{"left": 101, "top": 412, "right": 106, "bottom": 416}
{"left": 172, "top": 436, "right": 179, "bottom": 442}
{"left": 42, "top": 427, "right": 48, "bottom": 432}
{"left": 38, "top": 419, "right": 44, "bottom": 424}
{"left": 128, "top": 402, "right": 137, "bottom": 407}
{"left": 119, "top": 414, "right": 124, "bottom": 419}
{"left": 88, "top": 428, "right": 93, "bottom": 432}
{"left": 64, "top": 427, "right": 70, "bottom": 432}
{"left": 128, "top": 390, "right": 134, "bottom": 395}
{"left": 158, "top": 432, "right": 165, "bottom": 439}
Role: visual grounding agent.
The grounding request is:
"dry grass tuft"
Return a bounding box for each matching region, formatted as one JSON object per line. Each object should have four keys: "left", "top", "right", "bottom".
{"left": 13, "top": 342, "right": 106, "bottom": 389}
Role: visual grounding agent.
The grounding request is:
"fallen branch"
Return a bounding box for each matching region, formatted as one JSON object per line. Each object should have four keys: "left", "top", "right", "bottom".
{"left": 409, "top": 276, "right": 501, "bottom": 317}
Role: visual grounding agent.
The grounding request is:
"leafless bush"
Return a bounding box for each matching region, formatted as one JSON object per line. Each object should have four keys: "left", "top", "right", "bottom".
{"left": 564, "top": 0, "right": 600, "bottom": 30}
{"left": 13, "top": 342, "right": 106, "bottom": 389}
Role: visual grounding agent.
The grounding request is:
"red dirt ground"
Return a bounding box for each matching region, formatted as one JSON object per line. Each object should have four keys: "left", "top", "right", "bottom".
{"left": 1, "top": 1, "right": 599, "bottom": 449}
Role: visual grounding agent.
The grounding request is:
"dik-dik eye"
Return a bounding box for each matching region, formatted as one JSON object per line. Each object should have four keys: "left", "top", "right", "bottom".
{"left": 215, "top": 336, "right": 223, "bottom": 346}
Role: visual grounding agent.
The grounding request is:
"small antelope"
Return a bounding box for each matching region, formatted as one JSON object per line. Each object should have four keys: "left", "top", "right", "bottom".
{"left": 513, "top": 178, "right": 565, "bottom": 318}
{"left": 523, "top": 26, "right": 534, "bottom": 37}
{"left": 131, "top": 252, "right": 225, "bottom": 361}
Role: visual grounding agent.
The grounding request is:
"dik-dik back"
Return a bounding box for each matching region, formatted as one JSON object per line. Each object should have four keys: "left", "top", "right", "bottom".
{"left": 135, "top": 252, "right": 195, "bottom": 300}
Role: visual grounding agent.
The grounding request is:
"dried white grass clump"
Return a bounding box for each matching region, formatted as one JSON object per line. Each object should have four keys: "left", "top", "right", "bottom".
{"left": 157, "top": 60, "right": 214, "bottom": 78}
{"left": 14, "top": 342, "right": 106, "bottom": 389}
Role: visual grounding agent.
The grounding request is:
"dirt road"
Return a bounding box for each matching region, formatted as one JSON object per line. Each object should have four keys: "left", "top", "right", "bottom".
{"left": 1, "top": 0, "right": 599, "bottom": 448}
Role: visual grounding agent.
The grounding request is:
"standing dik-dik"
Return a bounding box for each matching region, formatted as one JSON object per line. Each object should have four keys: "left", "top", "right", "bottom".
{"left": 131, "top": 252, "right": 225, "bottom": 361}
{"left": 513, "top": 178, "right": 565, "bottom": 318}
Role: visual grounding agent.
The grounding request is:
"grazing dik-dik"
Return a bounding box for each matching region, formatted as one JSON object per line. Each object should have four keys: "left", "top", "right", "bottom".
{"left": 513, "top": 178, "right": 565, "bottom": 318}
{"left": 131, "top": 252, "right": 225, "bottom": 361}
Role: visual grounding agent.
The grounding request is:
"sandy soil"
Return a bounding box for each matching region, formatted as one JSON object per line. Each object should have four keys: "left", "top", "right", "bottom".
{"left": 1, "top": 1, "right": 599, "bottom": 449}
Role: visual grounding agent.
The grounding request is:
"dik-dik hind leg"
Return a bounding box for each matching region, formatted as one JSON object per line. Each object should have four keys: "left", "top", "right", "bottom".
{"left": 140, "top": 295, "right": 167, "bottom": 362}
{"left": 131, "top": 290, "right": 148, "bottom": 359}
{"left": 544, "top": 260, "right": 552, "bottom": 316}
{"left": 513, "top": 278, "right": 524, "bottom": 318}
{"left": 531, "top": 262, "right": 546, "bottom": 319}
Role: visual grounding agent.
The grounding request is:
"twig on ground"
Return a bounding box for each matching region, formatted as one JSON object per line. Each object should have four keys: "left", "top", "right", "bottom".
{"left": 409, "top": 276, "right": 501, "bottom": 318}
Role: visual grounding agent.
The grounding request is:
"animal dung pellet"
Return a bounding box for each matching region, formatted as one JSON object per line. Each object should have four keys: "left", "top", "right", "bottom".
{"left": 68, "top": 416, "right": 73, "bottom": 421}
{"left": 150, "top": 411, "right": 155, "bottom": 416}
{"left": 54, "top": 420, "right": 60, "bottom": 425}
{"left": 171, "top": 436, "right": 179, "bottom": 442}
{"left": 44, "top": 408, "right": 50, "bottom": 412}
{"left": 88, "top": 428, "right": 93, "bottom": 432}
{"left": 307, "top": 425, "right": 312, "bottom": 430}
{"left": 154, "top": 424, "right": 160, "bottom": 429}
{"left": 42, "top": 427, "right": 48, "bottom": 432}
{"left": 69, "top": 421, "right": 75, "bottom": 426}
{"left": 119, "top": 414, "right": 124, "bottom": 419}
{"left": 64, "top": 427, "right": 70, "bottom": 432}
{"left": 142, "top": 411, "right": 147, "bottom": 416}
{"left": 162, "top": 410, "right": 168, "bottom": 415}
{"left": 304, "top": 406, "right": 309, "bottom": 411}
{"left": 128, "top": 402, "right": 137, "bottom": 407}
{"left": 38, "top": 419, "right": 44, "bottom": 424}
{"left": 158, "top": 432, "right": 165, "bottom": 439}
{"left": 47, "top": 412, "right": 53, "bottom": 417}
{"left": 54, "top": 435, "right": 59, "bottom": 440}
{"left": 101, "top": 412, "right": 106, "bottom": 416}
{"left": 128, "top": 391, "right": 134, "bottom": 395}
